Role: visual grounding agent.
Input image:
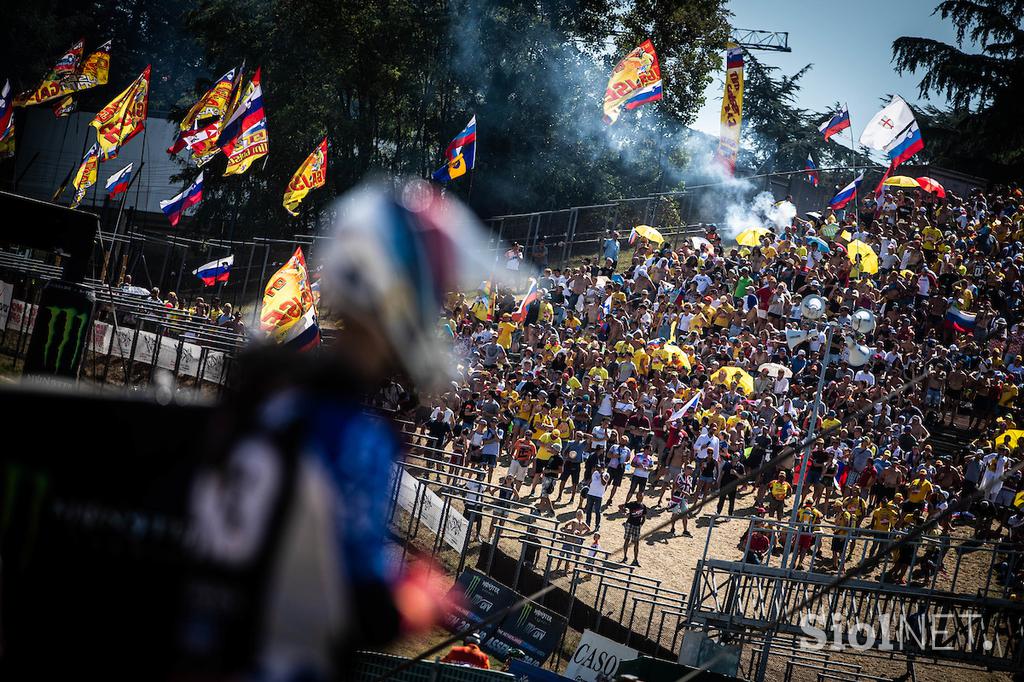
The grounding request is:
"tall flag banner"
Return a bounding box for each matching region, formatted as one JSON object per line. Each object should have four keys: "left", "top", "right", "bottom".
{"left": 432, "top": 115, "right": 476, "bottom": 183}
{"left": 669, "top": 390, "right": 702, "bottom": 422}
{"left": 715, "top": 44, "right": 744, "bottom": 176}
{"left": 805, "top": 155, "right": 819, "bottom": 187}
{"left": 817, "top": 106, "right": 851, "bottom": 142}
{"left": 14, "top": 39, "right": 80, "bottom": 106}
{"left": 828, "top": 172, "right": 864, "bottom": 210}
{"left": 61, "top": 40, "right": 111, "bottom": 93}
{"left": 259, "top": 247, "right": 321, "bottom": 351}
{"left": 219, "top": 67, "right": 268, "bottom": 176}
{"left": 283, "top": 137, "right": 327, "bottom": 216}
{"left": 0, "top": 79, "right": 13, "bottom": 142}
{"left": 859, "top": 95, "right": 916, "bottom": 151}
{"left": 159, "top": 172, "right": 204, "bottom": 226}
{"left": 193, "top": 254, "right": 234, "bottom": 286}
{"left": 90, "top": 65, "right": 151, "bottom": 161}
{"left": 602, "top": 40, "right": 663, "bottom": 124}
{"left": 54, "top": 39, "right": 84, "bottom": 75}
{"left": 52, "top": 94, "right": 76, "bottom": 117}
{"left": 884, "top": 121, "right": 924, "bottom": 167}
{"left": 70, "top": 143, "right": 99, "bottom": 209}
{"left": 168, "top": 67, "right": 237, "bottom": 160}
{"left": 104, "top": 162, "right": 133, "bottom": 197}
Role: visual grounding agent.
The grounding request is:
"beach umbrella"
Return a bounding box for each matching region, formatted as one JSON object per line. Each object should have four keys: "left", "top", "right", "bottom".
{"left": 916, "top": 176, "right": 946, "bottom": 198}
{"left": 806, "top": 235, "right": 831, "bottom": 253}
{"left": 995, "top": 429, "right": 1024, "bottom": 449}
{"left": 758, "top": 362, "right": 792, "bottom": 379}
{"left": 735, "top": 227, "right": 771, "bottom": 247}
{"left": 883, "top": 175, "right": 921, "bottom": 189}
{"left": 710, "top": 366, "right": 754, "bottom": 395}
{"left": 663, "top": 343, "right": 692, "bottom": 370}
{"left": 847, "top": 239, "right": 879, "bottom": 274}
{"left": 633, "top": 224, "right": 665, "bottom": 244}
{"left": 689, "top": 236, "right": 712, "bottom": 251}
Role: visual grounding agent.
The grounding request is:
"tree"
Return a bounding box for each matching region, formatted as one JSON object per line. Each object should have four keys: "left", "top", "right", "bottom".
{"left": 892, "top": 0, "right": 1024, "bottom": 177}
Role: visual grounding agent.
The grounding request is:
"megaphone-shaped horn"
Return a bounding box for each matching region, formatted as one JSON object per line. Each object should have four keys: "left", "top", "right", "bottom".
{"left": 851, "top": 308, "right": 876, "bottom": 334}
{"left": 844, "top": 334, "right": 873, "bottom": 367}
{"left": 786, "top": 328, "right": 814, "bottom": 350}
{"left": 800, "top": 294, "right": 826, "bottom": 321}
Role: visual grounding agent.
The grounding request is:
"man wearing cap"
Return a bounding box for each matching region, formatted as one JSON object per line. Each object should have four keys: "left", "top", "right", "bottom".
{"left": 441, "top": 633, "right": 490, "bottom": 669}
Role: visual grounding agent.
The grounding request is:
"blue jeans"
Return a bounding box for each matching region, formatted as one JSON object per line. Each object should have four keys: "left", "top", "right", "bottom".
{"left": 584, "top": 494, "right": 603, "bottom": 530}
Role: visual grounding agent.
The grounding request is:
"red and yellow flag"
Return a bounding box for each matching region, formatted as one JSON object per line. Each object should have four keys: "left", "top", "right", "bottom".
{"left": 91, "top": 65, "right": 151, "bottom": 161}
{"left": 259, "top": 247, "right": 317, "bottom": 345}
{"left": 283, "top": 137, "right": 327, "bottom": 216}
{"left": 15, "top": 39, "right": 106, "bottom": 107}
{"left": 714, "top": 44, "right": 744, "bottom": 176}
{"left": 70, "top": 143, "right": 99, "bottom": 209}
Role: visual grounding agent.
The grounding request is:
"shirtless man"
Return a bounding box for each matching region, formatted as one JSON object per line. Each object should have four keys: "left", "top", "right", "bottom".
{"left": 656, "top": 440, "right": 688, "bottom": 506}
{"left": 944, "top": 364, "right": 968, "bottom": 425}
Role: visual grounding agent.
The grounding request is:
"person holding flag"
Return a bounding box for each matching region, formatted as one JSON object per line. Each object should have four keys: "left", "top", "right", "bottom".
{"left": 804, "top": 155, "right": 819, "bottom": 187}
{"left": 828, "top": 172, "right": 863, "bottom": 210}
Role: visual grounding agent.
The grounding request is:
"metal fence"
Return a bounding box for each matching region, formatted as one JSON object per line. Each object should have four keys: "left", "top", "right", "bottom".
{"left": 351, "top": 651, "right": 514, "bottom": 681}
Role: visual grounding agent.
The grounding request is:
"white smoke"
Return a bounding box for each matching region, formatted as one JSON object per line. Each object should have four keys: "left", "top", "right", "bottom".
{"left": 722, "top": 191, "right": 796, "bottom": 241}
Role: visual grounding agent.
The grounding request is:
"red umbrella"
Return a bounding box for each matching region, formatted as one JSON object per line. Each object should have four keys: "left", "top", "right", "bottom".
{"left": 916, "top": 176, "right": 946, "bottom": 198}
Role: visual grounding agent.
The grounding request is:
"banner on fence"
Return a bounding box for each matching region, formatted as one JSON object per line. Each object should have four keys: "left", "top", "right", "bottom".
{"left": 394, "top": 467, "right": 469, "bottom": 552}
{"left": 444, "top": 569, "right": 566, "bottom": 666}
{"left": 3, "top": 299, "right": 230, "bottom": 384}
{"left": 0, "top": 281, "right": 11, "bottom": 331}
{"left": 508, "top": 658, "right": 572, "bottom": 681}
{"left": 564, "top": 629, "right": 639, "bottom": 682}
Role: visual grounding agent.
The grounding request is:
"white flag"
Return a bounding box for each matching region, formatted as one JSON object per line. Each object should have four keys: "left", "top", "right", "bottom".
{"left": 859, "top": 95, "right": 916, "bottom": 151}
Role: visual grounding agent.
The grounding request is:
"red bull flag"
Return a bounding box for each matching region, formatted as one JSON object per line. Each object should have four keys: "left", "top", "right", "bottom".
{"left": 602, "top": 40, "right": 663, "bottom": 124}
{"left": 283, "top": 137, "right": 327, "bottom": 216}
{"left": 62, "top": 40, "right": 111, "bottom": 93}
{"left": 219, "top": 67, "right": 268, "bottom": 176}
{"left": 91, "top": 65, "right": 151, "bottom": 161}
{"left": 260, "top": 247, "right": 321, "bottom": 351}
{"left": 715, "top": 44, "right": 744, "bottom": 175}
{"left": 70, "top": 143, "right": 99, "bottom": 209}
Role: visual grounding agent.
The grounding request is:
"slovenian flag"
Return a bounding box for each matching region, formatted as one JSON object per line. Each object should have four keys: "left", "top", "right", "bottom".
{"left": 945, "top": 307, "right": 976, "bottom": 333}
{"left": 511, "top": 277, "right": 539, "bottom": 322}
{"left": 193, "top": 254, "right": 233, "bottom": 286}
{"left": 805, "top": 155, "right": 818, "bottom": 187}
{"left": 160, "top": 172, "right": 204, "bottom": 226}
{"left": 104, "top": 163, "right": 133, "bottom": 197}
{"left": 432, "top": 115, "right": 476, "bottom": 183}
{"left": 818, "top": 106, "right": 851, "bottom": 141}
{"left": 828, "top": 172, "right": 863, "bottom": 209}
{"left": 884, "top": 121, "right": 924, "bottom": 168}
{"left": 669, "top": 390, "right": 702, "bottom": 422}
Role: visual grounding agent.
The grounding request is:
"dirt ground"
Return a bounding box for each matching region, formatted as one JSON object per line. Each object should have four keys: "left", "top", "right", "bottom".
{"left": 390, "top": 446, "right": 1016, "bottom": 682}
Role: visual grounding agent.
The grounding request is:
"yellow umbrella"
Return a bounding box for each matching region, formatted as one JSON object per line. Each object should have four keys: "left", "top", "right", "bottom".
{"left": 710, "top": 366, "right": 755, "bottom": 395}
{"left": 847, "top": 239, "right": 879, "bottom": 274}
{"left": 995, "top": 429, "right": 1024, "bottom": 449}
{"left": 633, "top": 224, "right": 665, "bottom": 244}
{"left": 735, "top": 227, "right": 771, "bottom": 247}
{"left": 663, "top": 343, "right": 692, "bottom": 370}
{"left": 883, "top": 175, "right": 921, "bottom": 189}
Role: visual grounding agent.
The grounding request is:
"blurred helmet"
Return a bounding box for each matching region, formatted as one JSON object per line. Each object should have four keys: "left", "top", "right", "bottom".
{"left": 320, "top": 180, "right": 508, "bottom": 388}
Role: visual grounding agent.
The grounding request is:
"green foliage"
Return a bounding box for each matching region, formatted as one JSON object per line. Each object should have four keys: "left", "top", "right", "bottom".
{"left": 892, "top": 0, "right": 1024, "bottom": 177}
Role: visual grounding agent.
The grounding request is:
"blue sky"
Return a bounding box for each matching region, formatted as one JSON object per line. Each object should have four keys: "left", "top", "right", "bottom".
{"left": 690, "top": 0, "right": 973, "bottom": 148}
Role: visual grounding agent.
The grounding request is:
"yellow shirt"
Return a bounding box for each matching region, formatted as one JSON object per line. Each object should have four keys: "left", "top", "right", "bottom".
{"left": 588, "top": 366, "right": 609, "bottom": 382}
{"left": 536, "top": 432, "right": 561, "bottom": 461}
{"left": 871, "top": 505, "right": 898, "bottom": 531}
{"left": 821, "top": 418, "right": 841, "bottom": 432}
{"left": 770, "top": 481, "right": 791, "bottom": 500}
{"left": 1000, "top": 384, "right": 1019, "bottom": 407}
{"left": 633, "top": 349, "right": 650, "bottom": 376}
{"left": 906, "top": 477, "right": 932, "bottom": 503}
{"left": 497, "top": 321, "right": 516, "bottom": 349}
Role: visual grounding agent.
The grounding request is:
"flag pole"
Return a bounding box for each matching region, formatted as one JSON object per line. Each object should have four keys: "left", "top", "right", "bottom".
{"left": 101, "top": 161, "right": 144, "bottom": 284}
{"left": 845, "top": 102, "right": 861, "bottom": 230}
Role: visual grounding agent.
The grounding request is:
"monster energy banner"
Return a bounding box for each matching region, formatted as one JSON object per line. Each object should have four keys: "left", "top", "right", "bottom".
{"left": 444, "top": 569, "right": 566, "bottom": 666}
{"left": 22, "top": 280, "right": 95, "bottom": 378}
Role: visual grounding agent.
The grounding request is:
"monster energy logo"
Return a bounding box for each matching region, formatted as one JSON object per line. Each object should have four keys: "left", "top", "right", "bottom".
{"left": 516, "top": 603, "right": 534, "bottom": 628}
{"left": 43, "top": 306, "right": 88, "bottom": 371}
{"left": 464, "top": 574, "right": 482, "bottom": 598}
